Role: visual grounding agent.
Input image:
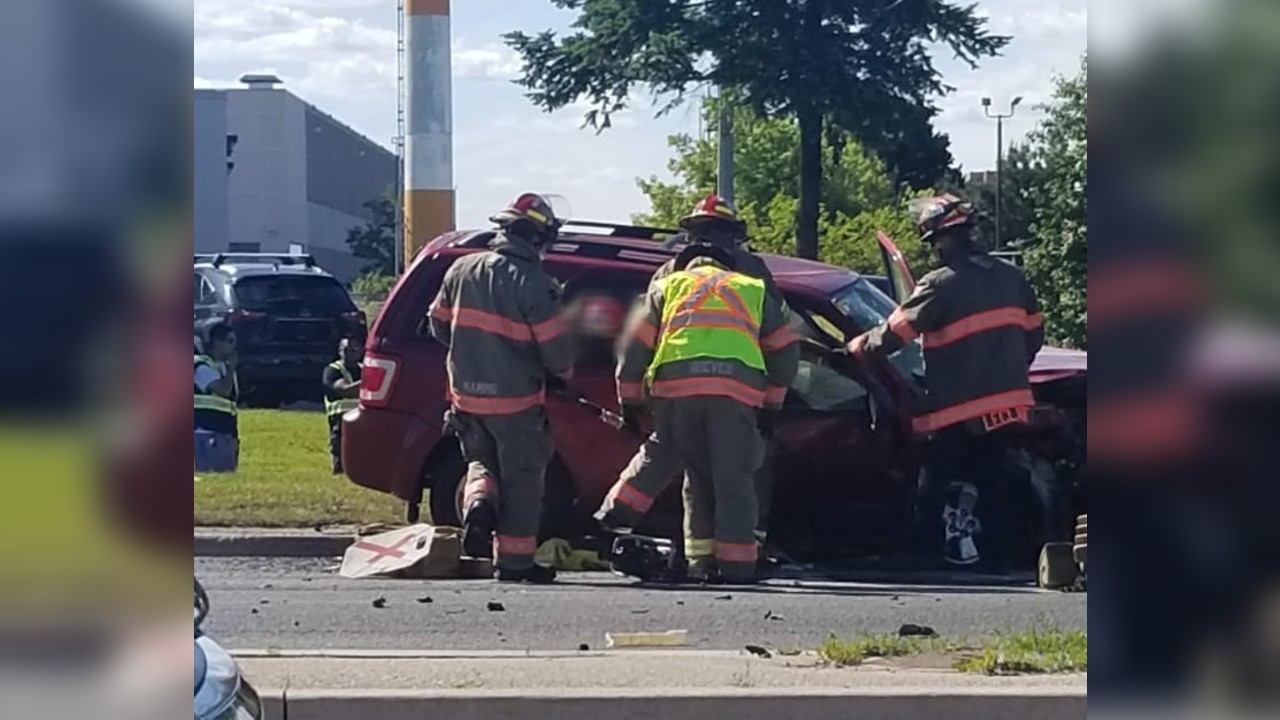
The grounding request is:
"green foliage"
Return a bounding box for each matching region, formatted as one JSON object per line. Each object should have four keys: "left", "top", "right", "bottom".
{"left": 1023, "top": 57, "right": 1088, "bottom": 348}
{"left": 506, "top": 0, "right": 1007, "bottom": 259}
{"left": 344, "top": 197, "right": 398, "bottom": 276}
{"left": 350, "top": 271, "right": 396, "bottom": 299}
{"left": 635, "top": 98, "right": 929, "bottom": 277}
{"left": 961, "top": 143, "right": 1044, "bottom": 252}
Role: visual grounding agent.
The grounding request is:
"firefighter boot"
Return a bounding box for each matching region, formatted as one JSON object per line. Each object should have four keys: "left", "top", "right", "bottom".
{"left": 496, "top": 564, "right": 557, "bottom": 584}
{"left": 462, "top": 499, "right": 498, "bottom": 560}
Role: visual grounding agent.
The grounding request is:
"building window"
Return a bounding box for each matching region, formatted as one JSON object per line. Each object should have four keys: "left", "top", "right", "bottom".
{"left": 228, "top": 242, "right": 260, "bottom": 253}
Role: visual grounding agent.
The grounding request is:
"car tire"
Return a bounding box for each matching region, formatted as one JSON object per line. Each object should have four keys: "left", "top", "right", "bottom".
{"left": 426, "top": 444, "right": 466, "bottom": 528}
{"left": 424, "top": 447, "right": 581, "bottom": 542}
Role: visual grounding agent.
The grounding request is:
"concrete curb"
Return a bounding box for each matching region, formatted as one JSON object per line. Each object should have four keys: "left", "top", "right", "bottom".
{"left": 278, "top": 687, "right": 1086, "bottom": 720}
{"left": 194, "top": 532, "right": 350, "bottom": 558}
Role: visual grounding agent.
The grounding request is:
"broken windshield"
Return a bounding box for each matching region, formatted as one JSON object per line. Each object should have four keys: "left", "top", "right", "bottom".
{"left": 830, "top": 279, "right": 926, "bottom": 393}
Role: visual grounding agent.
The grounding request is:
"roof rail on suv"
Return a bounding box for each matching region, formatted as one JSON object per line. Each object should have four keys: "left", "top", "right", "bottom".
{"left": 194, "top": 253, "right": 317, "bottom": 269}
{"left": 558, "top": 220, "right": 678, "bottom": 240}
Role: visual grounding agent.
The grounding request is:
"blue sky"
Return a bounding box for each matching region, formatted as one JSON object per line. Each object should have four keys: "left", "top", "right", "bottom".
{"left": 195, "top": 0, "right": 1086, "bottom": 228}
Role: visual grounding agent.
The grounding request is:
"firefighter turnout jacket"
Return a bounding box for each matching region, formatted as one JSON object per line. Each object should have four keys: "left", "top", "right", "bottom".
{"left": 850, "top": 252, "right": 1044, "bottom": 434}
{"left": 428, "top": 233, "right": 575, "bottom": 415}
{"left": 618, "top": 259, "right": 800, "bottom": 410}
{"left": 649, "top": 245, "right": 779, "bottom": 300}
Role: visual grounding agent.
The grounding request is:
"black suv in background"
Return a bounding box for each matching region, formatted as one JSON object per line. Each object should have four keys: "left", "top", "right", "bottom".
{"left": 194, "top": 253, "right": 366, "bottom": 406}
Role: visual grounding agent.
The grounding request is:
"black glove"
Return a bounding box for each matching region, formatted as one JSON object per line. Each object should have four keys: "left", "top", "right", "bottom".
{"left": 757, "top": 409, "right": 777, "bottom": 439}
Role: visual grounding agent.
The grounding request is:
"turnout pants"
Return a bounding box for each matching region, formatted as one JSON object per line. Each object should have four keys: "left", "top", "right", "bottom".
{"left": 920, "top": 424, "right": 1018, "bottom": 569}
{"left": 656, "top": 396, "right": 764, "bottom": 583}
{"left": 598, "top": 418, "right": 776, "bottom": 546}
{"left": 447, "top": 407, "right": 554, "bottom": 571}
{"left": 328, "top": 416, "right": 343, "bottom": 474}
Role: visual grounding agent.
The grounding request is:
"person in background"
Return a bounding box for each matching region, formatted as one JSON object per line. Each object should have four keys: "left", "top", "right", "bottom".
{"left": 323, "top": 337, "right": 363, "bottom": 474}
{"left": 846, "top": 194, "right": 1043, "bottom": 574}
{"left": 194, "top": 321, "right": 240, "bottom": 473}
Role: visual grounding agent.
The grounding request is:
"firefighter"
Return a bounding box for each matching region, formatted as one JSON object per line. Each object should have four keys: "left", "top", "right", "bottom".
{"left": 596, "top": 195, "right": 786, "bottom": 552}
{"left": 427, "top": 193, "right": 574, "bottom": 584}
{"left": 615, "top": 243, "right": 799, "bottom": 584}
{"left": 194, "top": 321, "right": 240, "bottom": 473}
{"left": 322, "top": 337, "right": 363, "bottom": 474}
{"left": 846, "top": 194, "right": 1044, "bottom": 573}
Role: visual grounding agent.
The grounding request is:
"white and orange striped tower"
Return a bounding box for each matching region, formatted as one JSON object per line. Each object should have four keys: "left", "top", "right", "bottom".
{"left": 404, "top": 0, "right": 455, "bottom": 261}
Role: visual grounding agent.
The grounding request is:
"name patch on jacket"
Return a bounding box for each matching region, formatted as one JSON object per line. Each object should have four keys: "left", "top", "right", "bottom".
{"left": 980, "top": 406, "right": 1027, "bottom": 432}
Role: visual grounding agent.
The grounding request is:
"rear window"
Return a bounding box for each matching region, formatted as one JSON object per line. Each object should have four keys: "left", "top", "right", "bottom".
{"left": 232, "top": 276, "right": 356, "bottom": 315}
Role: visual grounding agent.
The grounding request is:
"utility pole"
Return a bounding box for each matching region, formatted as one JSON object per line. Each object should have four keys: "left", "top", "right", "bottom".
{"left": 716, "top": 91, "right": 734, "bottom": 204}
{"left": 393, "top": 0, "right": 406, "bottom": 276}
{"left": 981, "top": 96, "right": 1021, "bottom": 251}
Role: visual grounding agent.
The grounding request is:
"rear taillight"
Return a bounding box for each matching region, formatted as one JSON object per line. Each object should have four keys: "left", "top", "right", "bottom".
{"left": 226, "top": 309, "right": 266, "bottom": 323}
{"left": 360, "top": 353, "right": 399, "bottom": 407}
{"left": 342, "top": 310, "right": 368, "bottom": 327}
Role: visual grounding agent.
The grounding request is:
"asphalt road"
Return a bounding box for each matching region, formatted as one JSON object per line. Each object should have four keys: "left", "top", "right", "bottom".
{"left": 197, "top": 557, "right": 1087, "bottom": 652}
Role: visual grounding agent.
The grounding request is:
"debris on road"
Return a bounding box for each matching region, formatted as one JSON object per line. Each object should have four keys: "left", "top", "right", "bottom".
{"left": 416, "top": 595, "right": 434, "bottom": 604}
{"left": 745, "top": 645, "right": 772, "bottom": 658}
{"left": 260, "top": 583, "right": 274, "bottom": 590}
{"left": 372, "top": 596, "right": 388, "bottom": 609}
{"left": 293, "top": 621, "right": 300, "bottom": 627}
{"left": 630, "top": 608, "right": 650, "bottom": 615}
{"left": 764, "top": 610, "right": 786, "bottom": 622}
{"left": 714, "top": 594, "right": 733, "bottom": 601}
{"left": 676, "top": 600, "right": 685, "bottom": 606}
{"left": 486, "top": 601, "right": 506, "bottom": 612}
{"left": 577, "top": 643, "right": 590, "bottom": 651}
{"left": 606, "top": 629, "right": 688, "bottom": 648}
{"left": 898, "top": 623, "right": 937, "bottom": 638}
{"left": 258, "top": 599, "right": 270, "bottom": 605}
{"left": 250, "top": 608, "right": 258, "bottom": 615}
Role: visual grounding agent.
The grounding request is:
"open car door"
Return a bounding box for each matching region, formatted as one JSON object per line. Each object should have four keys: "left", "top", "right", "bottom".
{"left": 875, "top": 230, "right": 917, "bottom": 303}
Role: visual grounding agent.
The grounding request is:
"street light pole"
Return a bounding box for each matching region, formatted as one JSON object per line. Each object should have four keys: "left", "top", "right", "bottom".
{"left": 981, "top": 96, "right": 1022, "bottom": 251}
{"left": 717, "top": 90, "right": 735, "bottom": 205}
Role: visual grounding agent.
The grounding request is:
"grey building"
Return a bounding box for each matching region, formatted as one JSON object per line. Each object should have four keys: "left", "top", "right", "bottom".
{"left": 194, "top": 75, "right": 397, "bottom": 282}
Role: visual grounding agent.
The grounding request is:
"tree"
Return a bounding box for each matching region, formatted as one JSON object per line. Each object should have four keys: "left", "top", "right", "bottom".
{"left": 1023, "top": 57, "right": 1087, "bottom": 348}
{"left": 636, "top": 97, "right": 929, "bottom": 276}
{"left": 344, "top": 197, "right": 397, "bottom": 277}
{"left": 505, "top": 0, "right": 1007, "bottom": 260}
{"left": 961, "top": 143, "right": 1043, "bottom": 251}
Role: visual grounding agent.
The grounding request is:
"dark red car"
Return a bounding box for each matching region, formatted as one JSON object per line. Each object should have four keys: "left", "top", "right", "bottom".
{"left": 344, "top": 222, "right": 1086, "bottom": 560}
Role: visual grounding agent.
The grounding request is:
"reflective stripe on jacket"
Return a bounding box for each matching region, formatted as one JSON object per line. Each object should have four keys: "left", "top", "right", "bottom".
{"left": 617, "top": 259, "right": 800, "bottom": 410}
{"left": 194, "top": 354, "right": 238, "bottom": 437}
{"left": 324, "top": 361, "right": 360, "bottom": 418}
{"left": 427, "top": 233, "right": 575, "bottom": 416}
{"left": 850, "top": 253, "right": 1044, "bottom": 434}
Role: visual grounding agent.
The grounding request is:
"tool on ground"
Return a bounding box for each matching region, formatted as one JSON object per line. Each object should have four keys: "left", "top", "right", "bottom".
{"left": 609, "top": 534, "right": 688, "bottom": 583}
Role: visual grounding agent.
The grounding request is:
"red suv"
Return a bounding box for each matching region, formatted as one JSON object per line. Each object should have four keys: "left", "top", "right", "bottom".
{"left": 344, "top": 222, "right": 1086, "bottom": 560}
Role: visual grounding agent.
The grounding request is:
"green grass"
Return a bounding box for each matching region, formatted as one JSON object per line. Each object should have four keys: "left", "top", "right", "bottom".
{"left": 818, "top": 628, "right": 1086, "bottom": 675}
{"left": 194, "top": 410, "right": 405, "bottom": 527}
{"left": 953, "top": 628, "right": 1088, "bottom": 675}
{"left": 818, "top": 633, "right": 961, "bottom": 666}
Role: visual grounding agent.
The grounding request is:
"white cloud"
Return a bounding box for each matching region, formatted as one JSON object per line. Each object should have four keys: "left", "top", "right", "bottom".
{"left": 453, "top": 42, "right": 523, "bottom": 81}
